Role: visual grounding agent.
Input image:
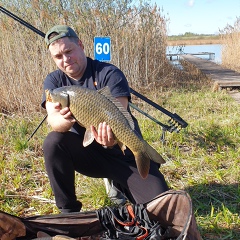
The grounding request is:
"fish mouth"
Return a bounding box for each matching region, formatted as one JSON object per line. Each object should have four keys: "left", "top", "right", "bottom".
{"left": 45, "top": 89, "right": 53, "bottom": 102}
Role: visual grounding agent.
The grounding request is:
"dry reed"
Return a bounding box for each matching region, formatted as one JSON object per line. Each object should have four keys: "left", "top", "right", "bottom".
{"left": 220, "top": 17, "right": 240, "bottom": 72}
{"left": 0, "top": 0, "right": 176, "bottom": 114}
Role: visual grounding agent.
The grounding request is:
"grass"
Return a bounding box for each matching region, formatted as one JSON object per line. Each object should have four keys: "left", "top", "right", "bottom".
{"left": 136, "top": 87, "right": 240, "bottom": 239}
{"left": 0, "top": 84, "right": 240, "bottom": 239}
{"left": 0, "top": 1, "right": 239, "bottom": 239}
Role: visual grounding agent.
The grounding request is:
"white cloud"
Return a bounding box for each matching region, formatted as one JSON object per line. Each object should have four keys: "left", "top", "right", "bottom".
{"left": 187, "top": 0, "right": 195, "bottom": 7}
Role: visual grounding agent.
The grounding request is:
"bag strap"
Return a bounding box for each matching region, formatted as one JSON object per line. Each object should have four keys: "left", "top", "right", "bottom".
{"left": 112, "top": 205, "right": 148, "bottom": 240}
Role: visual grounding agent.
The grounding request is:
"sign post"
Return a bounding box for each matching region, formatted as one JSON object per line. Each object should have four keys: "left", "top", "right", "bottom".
{"left": 94, "top": 37, "right": 111, "bottom": 61}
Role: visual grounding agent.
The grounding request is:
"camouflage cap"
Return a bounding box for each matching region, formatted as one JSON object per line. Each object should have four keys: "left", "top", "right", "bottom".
{"left": 45, "top": 25, "right": 79, "bottom": 47}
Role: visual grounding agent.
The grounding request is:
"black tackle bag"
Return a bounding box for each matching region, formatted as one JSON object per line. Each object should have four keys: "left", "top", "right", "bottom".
{"left": 0, "top": 190, "right": 202, "bottom": 240}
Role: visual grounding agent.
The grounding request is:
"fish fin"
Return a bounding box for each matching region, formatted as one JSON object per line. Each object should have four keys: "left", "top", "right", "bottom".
{"left": 117, "top": 141, "right": 126, "bottom": 154}
{"left": 83, "top": 129, "right": 95, "bottom": 147}
{"left": 133, "top": 151, "right": 151, "bottom": 179}
{"left": 143, "top": 141, "right": 165, "bottom": 164}
{"left": 97, "top": 86, "right": 135, "bottom": 130}
{"left": 133, "top": 141, "right": 165, "bottom": 179}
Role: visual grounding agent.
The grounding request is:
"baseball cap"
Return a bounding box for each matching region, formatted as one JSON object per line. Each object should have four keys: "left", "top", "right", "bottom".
{"left": 45, "top": 25, "right": 79, "bottom": 47}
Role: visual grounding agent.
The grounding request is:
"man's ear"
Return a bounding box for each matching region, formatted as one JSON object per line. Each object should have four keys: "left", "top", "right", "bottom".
{"left": 78, "top": 39, "right": 84, "bottom": 49}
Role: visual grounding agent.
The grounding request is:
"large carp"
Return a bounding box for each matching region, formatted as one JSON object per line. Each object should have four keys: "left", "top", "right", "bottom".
{"left": 46, "top": 85, "right": 165, "bottom": 179}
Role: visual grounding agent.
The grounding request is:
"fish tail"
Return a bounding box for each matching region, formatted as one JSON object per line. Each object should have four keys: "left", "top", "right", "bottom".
{"left": 133, "top": 142, "right": 165, "bottom": 179}
{"left": 133, "top": 151, "right": 151, "bottom": 179}
{"left": 144, "top": 141, "right": 165, "bottom": 165}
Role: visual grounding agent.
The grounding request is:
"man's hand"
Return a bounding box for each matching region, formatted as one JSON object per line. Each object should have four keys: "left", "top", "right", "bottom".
{"left": 0, "top": 212, "right": 26, "bottom": 240}
{"left": 46, "top": 101, "right": 76, "bottom": 132}
{"left": 90, "top": 96, "right": 129, "bottom": 148}
{"left": 91, "top": 122, "right": 117, "bottom": 147}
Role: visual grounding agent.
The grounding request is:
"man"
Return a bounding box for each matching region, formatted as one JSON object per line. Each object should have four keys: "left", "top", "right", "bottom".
{"left": 42, "top": 25, "right": 169, "bottom": 213}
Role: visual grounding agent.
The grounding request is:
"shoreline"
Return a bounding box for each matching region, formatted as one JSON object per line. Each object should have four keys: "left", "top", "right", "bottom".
{"left": 167, "top": 38, "right": 224, "bottom": 46}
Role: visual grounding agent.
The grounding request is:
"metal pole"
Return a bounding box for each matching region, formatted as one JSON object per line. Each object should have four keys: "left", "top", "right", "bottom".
{"left": 0, "top": 6, "right": 45, "bottom": 37}
{"left": 27, "top": 115, "right": 47, "bottom": 142}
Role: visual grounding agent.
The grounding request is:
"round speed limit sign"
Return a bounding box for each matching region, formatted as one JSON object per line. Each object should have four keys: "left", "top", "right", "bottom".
{"left": 94, "top": 37, "right": 111, "bottom": 61}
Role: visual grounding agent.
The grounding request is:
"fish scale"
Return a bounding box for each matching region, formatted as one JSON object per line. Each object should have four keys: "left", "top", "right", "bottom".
{"left": 65, "top": 87, "right": 144, "bottom": 159}
{"left": 46, "top": 85, "right": 165, "bottom": 178}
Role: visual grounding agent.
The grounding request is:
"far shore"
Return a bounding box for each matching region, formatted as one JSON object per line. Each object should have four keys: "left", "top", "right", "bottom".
{"left": 167, "top": 38, "right": 224, "bottom": 46}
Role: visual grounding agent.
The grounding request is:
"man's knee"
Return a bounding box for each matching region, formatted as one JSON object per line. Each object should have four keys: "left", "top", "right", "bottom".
{"left": 43, "top": 131, "right": 62, "bottom": 150}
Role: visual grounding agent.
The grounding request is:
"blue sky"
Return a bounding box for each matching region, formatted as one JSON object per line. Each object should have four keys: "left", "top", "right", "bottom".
{"left": 150, "top": 0, "right": 240, "bottom": 35}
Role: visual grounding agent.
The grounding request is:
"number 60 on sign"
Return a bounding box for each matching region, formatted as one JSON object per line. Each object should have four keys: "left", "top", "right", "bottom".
{"left": 94, "top": 37, "right": 111, "bottom": 61}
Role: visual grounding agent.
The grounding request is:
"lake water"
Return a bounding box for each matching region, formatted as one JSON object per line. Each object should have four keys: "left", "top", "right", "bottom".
{"left": 166, "top": 44, "right": 222, "bottom": 64}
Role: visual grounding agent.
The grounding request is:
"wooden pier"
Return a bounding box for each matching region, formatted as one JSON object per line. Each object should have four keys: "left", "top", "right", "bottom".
{"left": 181, "top": 54, "right": 240, "bottom": 90}
{"left": 167, "top": 52, "right": 215, "bottom": 61}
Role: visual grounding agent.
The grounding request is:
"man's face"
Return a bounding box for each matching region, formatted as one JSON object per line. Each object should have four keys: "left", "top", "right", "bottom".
{"left": 49, "top": 37, "right": 87, "bottom": 80}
